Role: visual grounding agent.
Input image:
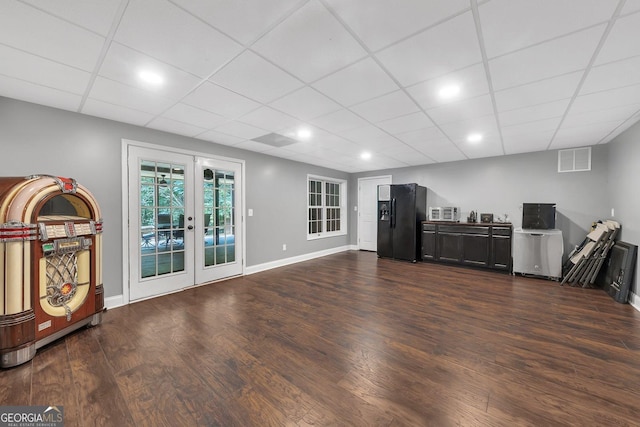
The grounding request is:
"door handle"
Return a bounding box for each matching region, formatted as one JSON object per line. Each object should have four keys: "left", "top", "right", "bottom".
{"left": 187, "top": 225, "right": 194, "bottom": 230}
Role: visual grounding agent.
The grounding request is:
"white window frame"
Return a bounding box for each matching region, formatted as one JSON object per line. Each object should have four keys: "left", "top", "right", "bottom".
{"left": 307, "top": 174, "right": 347, "bottom": 240}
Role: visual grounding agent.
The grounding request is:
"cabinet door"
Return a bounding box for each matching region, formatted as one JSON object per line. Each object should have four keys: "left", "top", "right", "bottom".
{"left": 422, "top": 230, "right": 436, "bottom": 260}
{"left": 438, "top": 233, "right": 462, "bottom": 262}
{"left": 462, "top": 234, "right": 490, "bottom": 266}
{"left": 492, "top": 236, "right": 511, "bottom": 270}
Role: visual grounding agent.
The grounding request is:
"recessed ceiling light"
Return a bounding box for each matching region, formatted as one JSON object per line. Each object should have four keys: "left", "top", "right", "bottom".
{"left": 467, "top": 133, "right": 483, "bottom": 143}
{"left": 438, "top": 84, "right": 461, "bottom": 100}
{"left": 360, "top": 151, "right": 372, "bottom": 160}
{"left": 138, "top": 70, "right": 164, "bottom": 86}
{"left": 296, "top": 128, "right": 312, "bottom": 140}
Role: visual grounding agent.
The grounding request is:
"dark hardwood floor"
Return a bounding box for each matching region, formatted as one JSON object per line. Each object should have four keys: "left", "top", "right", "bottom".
{"left": 2, "top": 250, "right": 640, "bottom": 426}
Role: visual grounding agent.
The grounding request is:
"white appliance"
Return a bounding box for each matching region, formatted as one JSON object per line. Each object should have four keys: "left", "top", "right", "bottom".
{"left": 428, "top": 206, "right": 460, "bottom": 222}
{"left": 513, "top": 228, "right": 564, "bottom": 279}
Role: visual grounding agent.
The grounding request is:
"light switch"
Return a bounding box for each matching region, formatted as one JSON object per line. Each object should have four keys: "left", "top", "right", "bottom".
{"left": 248, "top": 209, "right": 254, "bottom": 217}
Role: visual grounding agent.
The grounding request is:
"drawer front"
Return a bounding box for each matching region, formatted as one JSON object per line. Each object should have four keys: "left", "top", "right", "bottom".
{"left": 492, "top": 226, "right": 512, "bottom": 236}
{"left": 440, "top": 225, "right": 489, "bottom": 235}
{"left": 422, "top": 223, "right": 436, "bottom": 231}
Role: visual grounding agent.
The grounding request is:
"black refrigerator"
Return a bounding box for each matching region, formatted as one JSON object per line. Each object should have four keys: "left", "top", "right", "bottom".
{"left": 377, "top": 183, "right": 427, "bottom": 262}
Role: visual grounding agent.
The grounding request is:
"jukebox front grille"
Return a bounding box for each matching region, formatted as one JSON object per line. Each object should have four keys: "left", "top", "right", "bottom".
{"left": 45, "top": 253, "right": 79, "bottom": 320}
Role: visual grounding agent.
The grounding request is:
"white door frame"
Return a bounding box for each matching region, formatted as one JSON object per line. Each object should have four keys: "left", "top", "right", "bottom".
{"left": 357, "top": 175, "right": 392, "bottom": 251}
{"left": 121, "top": 139, "right": 246, "bottom": 305}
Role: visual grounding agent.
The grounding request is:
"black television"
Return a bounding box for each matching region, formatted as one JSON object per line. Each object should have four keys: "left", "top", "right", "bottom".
{"left": 522, "top": 203, "right": 556, "bottom": 229}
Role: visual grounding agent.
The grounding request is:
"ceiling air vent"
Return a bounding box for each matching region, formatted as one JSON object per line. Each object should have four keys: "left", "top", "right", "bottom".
{"left": 558, "top": 147, "right": 591, "bottom": 173}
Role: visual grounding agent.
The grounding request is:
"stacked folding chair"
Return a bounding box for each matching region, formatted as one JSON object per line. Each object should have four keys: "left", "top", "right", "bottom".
{"left": 561, "top": 220, "right": 620, "bottom": 287}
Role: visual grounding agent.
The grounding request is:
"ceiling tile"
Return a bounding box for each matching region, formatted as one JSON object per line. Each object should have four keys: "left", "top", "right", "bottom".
{"left": 211, "top": 50, "right": 303, "bottom": 103}
{"left": 489, "top": 25, "right": 605, "bottom": 91}
{"left": 376, "top": 112, "right": 434, "bottom": 135}
{"left": 350, "top": 90, "right": 420, "bottom": 123}
{"left": 0, "top": 44, "right": 90, "bottom": 95}
{"left": 494, "top": 72, "right": 582, "bottom": 112}
{"left": 269, "top": 86, "right": 342, "bottom": 121}
{"left": 378, "top": 143, "right": 434, "bottom": 163}
{"left": 0, "top": 75, "right": 82, "bottom": 112}
{"left": 114, "top": 0, "right": 243, "bottom": 77}
{"left": 581, "top": 55, "right": 640, "bottom": 94}
{"left": 498, "top": 99, "right": 569, "bottom": 127}
{"left": 396, "top": 126, "right": 448, "bottom": 145}
{"left": 82, "top": 98, "right": 155, "bottom": 126}
{"left": 232, "top": 139, "right": 277, "bottom": 153}
{"left": 312, "top": 57, "right": 399, "bottom": 106}
{"left": 502, "top": 117, "right": 563, "bottom": 135}
{"left": 87, "top": 77, "right": 175, "bottom": 115}
{"left": 562, "top": 103, "right": 640, "bottom": 128}
{"left": 171, "top": 0, "right": 302, "bottom": 45}
{"left": 22, "top": 0, "right": 122, "bottom": 36}
{"left": 309, "top": 108, "right": 370, "bottom": 133}
{"left": 214, "top": 121, "right": 268, "bottom": 140}
{"left": 147, "top": 116, "right": 207, "bottom": 137}
{"left": 375, "top": 11, "right": 482, "bottom": 86}
{"left": 406, "top": 63, "right": 490, "bottom": 110}
{"left": 161, "top": 103, "right": 227, "bottom": 129}
{"left": 479, "top": 0, "right": 618, "bottom": 58}
{"left": 324, "top": 0, "right": 470, "bottom": 51}
{"left": 551, "top": 122, "right": 620, "bottom": 148}
{"left": 0, "top": 1, "right": 105, "bottom": 71}
{"left": 458, "top": 137, "right": 504, "bottom": 159}
{"left": 251, "top": 0, "right": 368, "bottom": 82}
{"left": 595, "top": 11, "right": 640, "bottom": 64}
{"left": 99, "top": 43, "right": 202, "bottom": 100}
{"left": 237, "top": 106, "right": 302, "bottom": 132}
{"left": 197, "top": 129, "right": 245, "bottom": 146}
{"left": 416, "top": 139, "right": 466, "bottom": 163}
{"left": 182, "top": 82, "right": 261, "bottom": 119}
{"left": 438, "top": 115, "right": 500, "bottom": 142}
{"left": 342, "top": 125, "right": 400, "bottom": 150}
{"left": 570, "top": 83, "right": 640, "bottom": 114}
{"left": 621, "top": 1, "right": 640, "bottom": 14}
{"left": 427, "top": 95, "right": 495, "bottom": 126}
{"left": 502, "top": 130, "right": 555, "bottom": 155}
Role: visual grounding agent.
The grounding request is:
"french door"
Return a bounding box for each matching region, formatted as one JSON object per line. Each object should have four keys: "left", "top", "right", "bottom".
{"left": 128, "top": 145, "right": 243, "bottom": 301}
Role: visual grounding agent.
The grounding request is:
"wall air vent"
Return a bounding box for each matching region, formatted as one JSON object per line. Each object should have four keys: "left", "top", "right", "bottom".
{"left": 558, "top": 147, "right": 591, "bottom": 173}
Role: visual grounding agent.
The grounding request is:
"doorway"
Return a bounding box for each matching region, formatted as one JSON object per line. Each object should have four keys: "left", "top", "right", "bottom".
{"left": 126, "top": 143, "right": 243, "bottom": 302}
{"left": 357, "top": 175, "right": 392, "bottom": 251}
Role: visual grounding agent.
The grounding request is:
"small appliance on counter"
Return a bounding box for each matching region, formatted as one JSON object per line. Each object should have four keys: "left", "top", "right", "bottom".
{"left": 481, "top": 213, "right": 494, "bottom": 223}
{"left": 428, "top": 206, "right": 460, "bottom": 222}
{"left": 467, "top": 211, "right": 477, "bottom": 223}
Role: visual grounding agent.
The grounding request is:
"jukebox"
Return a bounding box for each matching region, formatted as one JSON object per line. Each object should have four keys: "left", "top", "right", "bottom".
{"left": 0, "top": 175, "right": 104, "bottom": 368}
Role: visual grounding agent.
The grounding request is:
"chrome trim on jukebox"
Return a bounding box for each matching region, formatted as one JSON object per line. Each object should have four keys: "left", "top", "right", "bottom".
{"left": 0, "top": 221, "right": 38, "bottom": 242}
{"left": 0, "top": 343, "right": 36, "bottom": 368}
{"left": 25, "top": 174, "right": 78, "bottom": 194}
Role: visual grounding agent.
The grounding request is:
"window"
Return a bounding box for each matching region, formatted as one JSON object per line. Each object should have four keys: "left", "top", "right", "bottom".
{"left": 307, "top": 175, "right": 347, "bottom": 239}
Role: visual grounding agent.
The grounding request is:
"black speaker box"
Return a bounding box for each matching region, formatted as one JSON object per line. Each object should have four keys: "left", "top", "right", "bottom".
{"left": 596, "top": 241, "right": 637, "bottom": 303}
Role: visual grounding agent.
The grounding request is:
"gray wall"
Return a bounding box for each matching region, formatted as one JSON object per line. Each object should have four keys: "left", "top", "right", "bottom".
{"left": 349, "top": 147, "right": 610, "bottom": 259}
{"left": 0, "top": 97, "right": 349, "bottom": 298}
{"left": 607, "top": 120, "right": 640, "bottom": 298}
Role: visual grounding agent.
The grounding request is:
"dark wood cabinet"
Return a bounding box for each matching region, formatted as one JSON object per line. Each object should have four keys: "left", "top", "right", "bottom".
{"left": 421, "top": 223, "right": 436, "bottom": 260}
{"left": 422, "top": 222, "right": 512, "bottom": 272}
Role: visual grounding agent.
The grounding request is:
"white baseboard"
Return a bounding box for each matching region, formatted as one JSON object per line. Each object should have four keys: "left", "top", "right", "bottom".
{"left": 245, "top": 245, "right": 356, "bottom": 275}
{"left": 629, "top": 291, "right": 640, "bottom": 313}
{"left": 104, "top": 295, "right": 126, "bottom": 310}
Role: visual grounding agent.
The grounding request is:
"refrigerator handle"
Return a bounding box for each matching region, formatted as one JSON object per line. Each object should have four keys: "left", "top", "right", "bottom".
{"left": 391, "top": 198, "right": 396, "bottom": 228}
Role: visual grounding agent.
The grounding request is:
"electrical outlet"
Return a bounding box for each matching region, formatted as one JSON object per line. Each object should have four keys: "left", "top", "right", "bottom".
{"left": 611, "top": 208, "right": 615, "bottom": 217}
{"left": 282, "top": 244, "right": 287, "bottom": 251}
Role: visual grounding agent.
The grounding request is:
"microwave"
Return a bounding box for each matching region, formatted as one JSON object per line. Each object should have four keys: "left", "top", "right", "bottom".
{"left": 429, "top": 207, "right": 460, "bottom": 222}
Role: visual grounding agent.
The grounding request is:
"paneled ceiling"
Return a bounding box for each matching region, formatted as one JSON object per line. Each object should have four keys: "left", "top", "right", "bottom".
{"left": 2, "top": 0, "right": 640, "bottom": 172}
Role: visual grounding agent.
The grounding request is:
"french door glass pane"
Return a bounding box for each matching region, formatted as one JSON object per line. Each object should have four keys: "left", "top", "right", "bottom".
{"left": 203, "top": 168, "right": 235, "bottom": 267}
{"left": 139, "top": 160, "right": 186, "bottom": 278}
